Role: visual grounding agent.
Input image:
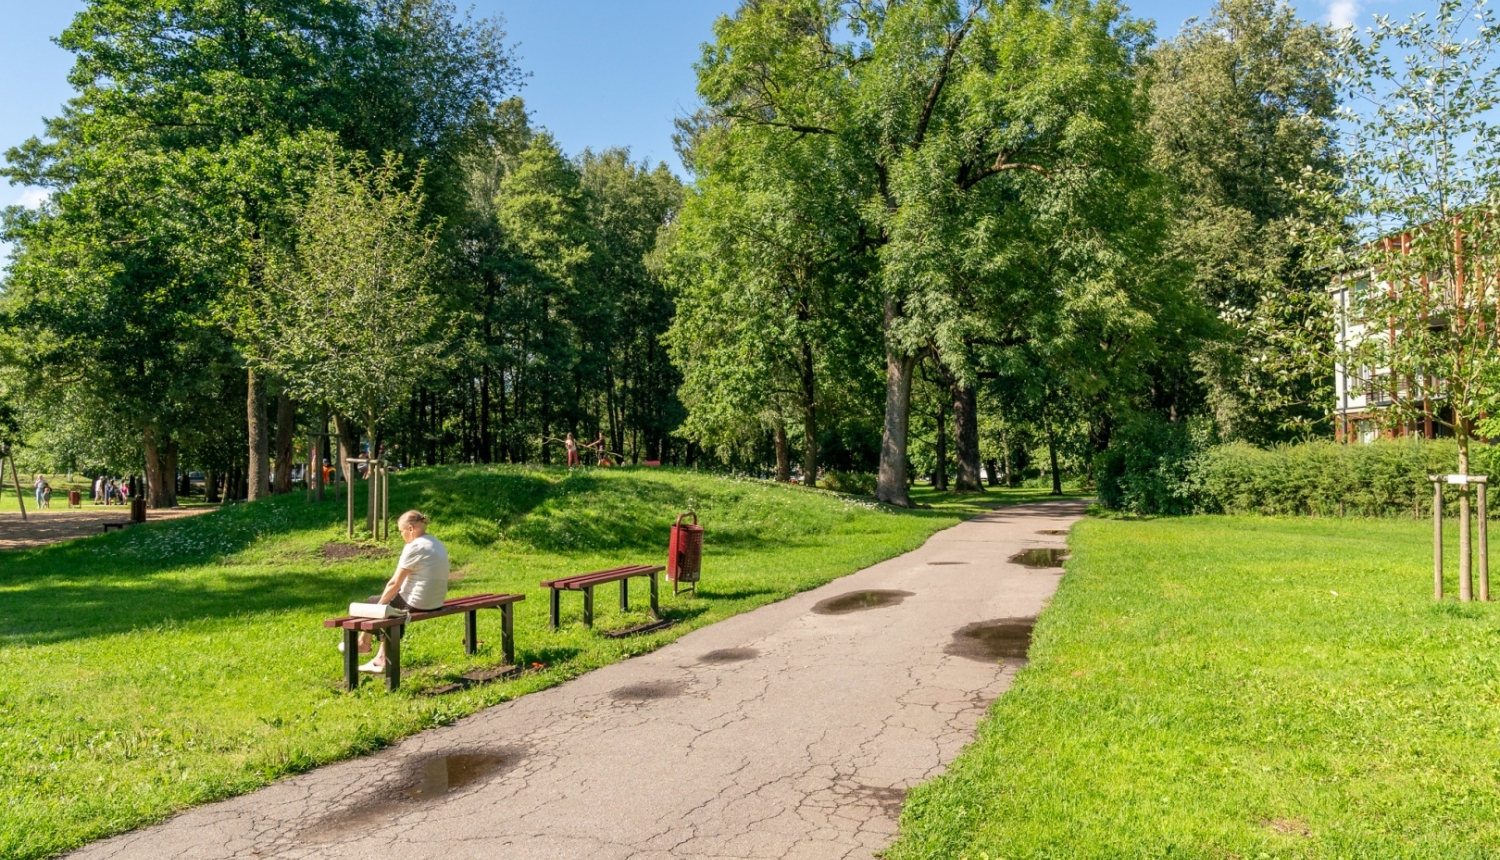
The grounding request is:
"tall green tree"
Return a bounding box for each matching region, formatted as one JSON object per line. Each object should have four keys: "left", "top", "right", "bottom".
{"left": 1148, "top": 0, "right": 1340, "bottom": 442}
{"left": 696, "top": 0, "right": 1152, "bottom": 505}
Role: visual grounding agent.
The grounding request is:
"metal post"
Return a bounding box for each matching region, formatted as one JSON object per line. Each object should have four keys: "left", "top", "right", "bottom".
{"left": 1461, "top": 478, "right": 1473, "bottom": 602}
{"left": 465, "top": 610, "right": 478, "bottom": 655}
{"left": 649, "top": 570, "right": 659, "bottom": 619}
{"left": 502, "top": 603, "right": 515, "bottom": 667}
{"left": 550, "top": 589, "right": 560, "bottom": 629}
{"left": 343, "top": 628, "right": 360, "bottom": 692}
{"left": 1434, "top": 478, "right": 1444, "bottom": 600}
{"left": 583, "top": 586, "right": 594, "bottom": 628}
{"left": 383, "top": 626, "right": 401, "bottom": 692}
{"left": 620, "top": 578, "right": 629, "bottom": 611}
{"left": 382, "top": 463, "right": 390, "bottom": 540}
{"left": 1479, "top": 478, "right": 1490, "bottom": 602}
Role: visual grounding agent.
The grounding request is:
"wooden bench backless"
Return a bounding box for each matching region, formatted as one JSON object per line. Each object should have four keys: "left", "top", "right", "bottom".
{"left": 540, "top": 565, "right": 665, "bottom": 628}
{"left": 323, "top": 592, "right": 524, "bottom": 691}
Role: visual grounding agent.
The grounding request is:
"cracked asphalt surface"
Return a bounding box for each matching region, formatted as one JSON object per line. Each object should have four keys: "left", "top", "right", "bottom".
{"left": 68, "top": 499, "right": 1085, "bottom": 860}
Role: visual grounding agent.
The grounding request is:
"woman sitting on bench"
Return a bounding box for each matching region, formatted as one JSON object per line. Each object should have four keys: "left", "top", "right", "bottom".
{"left": 343, "top": 510, "right": 450, "bottom": 673}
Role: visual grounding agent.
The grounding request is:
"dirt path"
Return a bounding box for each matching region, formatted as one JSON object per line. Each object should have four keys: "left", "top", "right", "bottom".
{"left": 0, "top": 507, "right": 215, "bottom": 551}
{"left": 67, "top": 500, "right": 1086, "bottom": 860}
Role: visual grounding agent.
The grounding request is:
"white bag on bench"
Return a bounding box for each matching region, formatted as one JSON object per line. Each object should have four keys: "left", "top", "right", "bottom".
{"left": 349, "top": 602, "right": 407, "bottom": 619}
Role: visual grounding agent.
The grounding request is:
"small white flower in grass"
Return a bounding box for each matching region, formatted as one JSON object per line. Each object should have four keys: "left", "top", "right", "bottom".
{"left": 1330, "top": 591, "right": 1338, "bottom": 596}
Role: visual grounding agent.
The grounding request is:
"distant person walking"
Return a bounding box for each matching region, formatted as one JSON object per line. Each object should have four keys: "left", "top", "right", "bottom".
{"left": 93, "top": 475, "right": 104, "bottom": 505}
{"left": 33, "top": 475, "right": 47, "bottom": 509}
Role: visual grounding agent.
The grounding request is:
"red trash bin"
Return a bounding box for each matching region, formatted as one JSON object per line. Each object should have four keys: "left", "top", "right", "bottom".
{"left": 667, "top": 511, "right": 703, "bottom": 595}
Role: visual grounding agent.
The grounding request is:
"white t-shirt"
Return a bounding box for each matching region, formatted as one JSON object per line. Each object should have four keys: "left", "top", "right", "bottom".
{"left": 397, "top": 534, "right": 450, "bottom": 610}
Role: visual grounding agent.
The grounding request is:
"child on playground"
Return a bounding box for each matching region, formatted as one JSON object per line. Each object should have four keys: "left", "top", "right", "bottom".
{"left": 342, "top": 510, "right": 450, "bottom": 673}
{"left": 565, "top": 432, "right": 580, "bottom": 467}
{"left": 593, "top": 432, "right": 611, "bottom": 466}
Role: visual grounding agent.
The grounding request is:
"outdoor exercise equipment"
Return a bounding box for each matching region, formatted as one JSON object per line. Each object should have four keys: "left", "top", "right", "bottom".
{"left": 1430, "top": 474, "right": 1489, "bottom": 602}
{"left": 668, "top": 511, "right": 703, "bottom": 596}
{"left": 0, "top": 446, "right": 25, "bottom": 522}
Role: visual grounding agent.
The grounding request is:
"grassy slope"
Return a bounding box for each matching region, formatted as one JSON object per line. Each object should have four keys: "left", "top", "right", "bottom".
{"left": 0, "top": 465, "right": 1068, "bottom": 859}
{"left": 890, "top": 515, "right": 1500, "bottom": 860}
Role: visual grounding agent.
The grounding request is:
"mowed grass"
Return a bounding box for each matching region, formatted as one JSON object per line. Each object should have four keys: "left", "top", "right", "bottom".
{"left": 889, "top": 514, "right": 1500, "bottom": 860}
{"left": 0, "top": 465, "right": 1052, "bottom": 860}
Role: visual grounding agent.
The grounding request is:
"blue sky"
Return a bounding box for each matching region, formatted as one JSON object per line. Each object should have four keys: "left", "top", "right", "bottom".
{"left": 0, "top": 0, "right": 1429, "bottom": 215}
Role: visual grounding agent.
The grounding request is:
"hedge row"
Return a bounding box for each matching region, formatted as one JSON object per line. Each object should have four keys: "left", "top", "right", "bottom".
{"left": 1098, "top": 426, "right": 1500, "bottom": 518}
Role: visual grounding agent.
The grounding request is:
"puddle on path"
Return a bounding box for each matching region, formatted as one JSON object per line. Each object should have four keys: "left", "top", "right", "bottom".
{"left": 300, "top": 750, "right": 520, "bottom": 843}
{"left": 1009, "top": 548, "right": 1068, "bottom": 569}
{"left": 946, "top": 618, "right": 1036, "bottom": 665}
{"left": 1036, "top": 529, "right": 1070, "bottom": 536}
{"left": 812, "top": 590, "right": 915, "bottom": 615}
{"left": 610, "top": 680, "right": 688, "bottom": 701}
{"left": 927, "top": 561, "right": 969, "bottom": 566}
{"left": 403, "top": 754, "right": 510, "bottom": 800}
{"left": 699, "top": 648, "right": 760, "bottom": 664}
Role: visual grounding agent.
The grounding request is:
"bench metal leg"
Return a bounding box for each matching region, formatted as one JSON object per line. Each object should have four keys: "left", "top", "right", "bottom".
{"left": 465, "top": 610, "right": 478, "bottom": 655}
{"left": 650, "top": 571, "right": 660, "bottom": 619}
{"left": 620, "top": 578, "right": 629, "bottom": 611}
{"left": 383, "top": 626, "right": 402, "bottom": 692}
{"left": 501, "top": 603, "right": 515, "bottom": 667}
{"left": 343, "top": 627, "right": 360, "bottom": 691}
{"left": 550, "top": 588, "right": 560, "bottom": 629}
{"left": 583, "top": 586, "right": 594, "bottom": 628}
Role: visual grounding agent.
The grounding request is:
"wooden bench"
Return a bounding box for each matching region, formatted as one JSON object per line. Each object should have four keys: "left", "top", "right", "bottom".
{"left": 541, "top": 565, "right": 665, "bottom": 629}
{"left": 323, "top": 593, "right": 524, "bottom": 692}
{"left": 101, "top": 521, "right": 130, "bottom": 533}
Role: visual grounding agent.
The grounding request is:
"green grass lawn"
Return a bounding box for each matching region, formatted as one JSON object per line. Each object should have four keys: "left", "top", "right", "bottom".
{"left": 889, "top": 514, "right": 1500, "bottom": 860}
{"left": 0, "top": 465, "right": 1069, "bottom": 859}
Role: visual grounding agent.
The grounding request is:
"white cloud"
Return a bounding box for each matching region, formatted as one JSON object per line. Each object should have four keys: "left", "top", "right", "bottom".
{"left": 10, "top": 187, "right": 48, "bottom": 209}
{"left": 1329, "top": 0, "right": 1359, "bottom": 29}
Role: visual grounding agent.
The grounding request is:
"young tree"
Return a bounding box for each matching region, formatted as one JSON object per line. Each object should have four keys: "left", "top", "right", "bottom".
{"left": 257, "top": 155, "right": 449, "bottom": 461}
{"left": 1314, "top": 0, "right": 1500, "bottom": 478}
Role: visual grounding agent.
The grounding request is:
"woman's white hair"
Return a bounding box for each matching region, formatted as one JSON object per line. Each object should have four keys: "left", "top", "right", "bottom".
{"left": 398, "top": 510, "right": 429, "bottom": 528}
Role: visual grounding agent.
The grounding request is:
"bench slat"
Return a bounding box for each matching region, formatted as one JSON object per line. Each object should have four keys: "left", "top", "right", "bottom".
{"left": 323, "top": 593, "right": 524, "bottom": 630}
{"left": 539, "top": 565, "right": 644, "bottom": 588}
{"left": 542, "top": 565, "right": 663, "bottom": 590}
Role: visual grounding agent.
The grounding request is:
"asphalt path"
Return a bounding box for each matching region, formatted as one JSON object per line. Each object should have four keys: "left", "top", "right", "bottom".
{"left": 69, "top": 499, "right": 1087, "bottom": 860}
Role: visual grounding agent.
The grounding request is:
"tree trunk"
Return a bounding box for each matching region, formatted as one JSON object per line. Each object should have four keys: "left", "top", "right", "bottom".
{"left": 143, "top": 430, "right": 177, "bottom": 508}
{"left": 800, "top": 340, "right": 818, "bottom": 488}
{"left": 934, "top": 403, "right": 948, "bottom": 492}
{"left": 985, "top": 458, "right": 1001, "bottom": 487}
{"left": 1047, "top": 421, "right": 1062, "bottom": 496}
{"left": 774, "top": 424, "right": 792, "bottom": 482}
{"left": 876, "top": 310, "right": 915, "bottom": 506}
{"left": 952, "top": 382, "right": 983, "bottom": 492}
{"left": 273, "top": 392, "right": 295, "bottom": 493}
{"left": 247, "top": 368, "right": 271, "bottom": 501}
{"left": 205, "top": 469, "right": 220, "bottom": 504}
{"left": 480, "top": 366, "right": 492, "bottom": 464}
{"left": 1461, "top": 437, "right": 1473, "bottom": 601}
{"left": 333, "top": 414, "right": 359, "bottom": 480}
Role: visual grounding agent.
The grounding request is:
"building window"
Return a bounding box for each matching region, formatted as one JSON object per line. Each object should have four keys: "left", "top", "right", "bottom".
{"left": 1358, "top": 420, "right": 1378, "bottom": 444}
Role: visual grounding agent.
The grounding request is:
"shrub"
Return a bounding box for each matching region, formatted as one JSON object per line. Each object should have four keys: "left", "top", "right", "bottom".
{"left": 822, "top": 470, "right": 877, "bottom": 495}
{"left": 1094, "top": 416, "right": 1202, "bottom": 515}
{"left": 1098, "top": 433, "right": 1499, "bottom": 517}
